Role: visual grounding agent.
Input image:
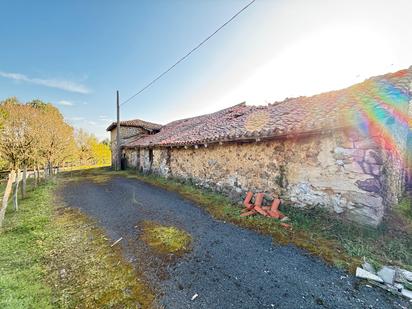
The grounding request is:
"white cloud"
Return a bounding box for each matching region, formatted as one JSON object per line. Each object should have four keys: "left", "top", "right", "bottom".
{"left": 68, "top": 116, "right": 84, "bottom": 121}
{"left": 0, "top": 71, "right": 91, "bottom": 94}
{"left": 58, "top": 100, "right": 74, "bottom": 106}
{"left": 88, "top": 121, "right": 97, "bottom": 125}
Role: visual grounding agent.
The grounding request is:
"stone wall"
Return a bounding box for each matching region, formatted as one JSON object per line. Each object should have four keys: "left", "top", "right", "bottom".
{"left": 122, "top": 128, "right": 409, "bottom": 226}
{"left": 407, "top": 135, "right": 412, "bottom": 187}
{"left": 124, "top": 148, "right": 139, "bottom": 169}
{"left": 165, "top": 131, "right": 388, "bottom": 226}
{"left": 407, "top": 80, "right": 412, "bottom": 188}
{"left": 152, "top": 149, "right": 171, "bottom": 176}
{"left": 388, "top": 78, "right": 412, "bottom": 202}
{"left": 110, "top": 126, "right": 146, "bottom": 167}
{"left": 140, "top": 149, "right": 152, "bottom": 172}
{"left": 129, "top": 148, "right": 171, "bottom": 175}
{"left": 377, "top": 88, "right": 411, "bottom": 206}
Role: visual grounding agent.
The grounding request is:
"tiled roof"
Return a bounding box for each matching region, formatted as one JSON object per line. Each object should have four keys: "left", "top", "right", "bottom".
{"left": 106, "top": 119, "right": 162, "bottom": 132}
{"left": 124, "top": 67, "right": 412, "bottom": 148}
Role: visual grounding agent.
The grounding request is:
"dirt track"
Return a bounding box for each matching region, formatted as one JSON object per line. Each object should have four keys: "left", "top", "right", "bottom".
{"left": 60, "top": 173, "right": 409, "bottom": 309}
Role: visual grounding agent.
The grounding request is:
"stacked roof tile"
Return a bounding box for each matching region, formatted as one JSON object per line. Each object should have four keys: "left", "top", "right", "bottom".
{"left": 106, "top": 119, "right": 162, "bottom": 132}
{"left": 123, "top": 67, "right": 412, "bottom": 148}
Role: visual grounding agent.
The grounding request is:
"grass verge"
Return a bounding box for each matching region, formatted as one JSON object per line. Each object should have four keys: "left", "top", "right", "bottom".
{"left": 140, "top": 221, "right": 192, "bottom": 255}
{"left": 82, "top": 167, "right": 411, "bottom": 273}
{"left": 396, "top": 196, "right": 412, "bottom": 221}
{"left": 0, "top": 177, "right": 155, "bottom": 308}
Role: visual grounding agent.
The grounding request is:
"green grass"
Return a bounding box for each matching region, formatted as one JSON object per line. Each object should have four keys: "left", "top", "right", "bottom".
{"left": 78, "top": 167, "right": 411, "bottom": 273}
{"left": 63, "top": 163, "right": 111, "bottom": 172}
{"left": 396, "top": 196, "right": 412, "bottom": 221}
{"left": 141, "top": 221, "right": 192, "bottom": 255}
{"left": 0, "top": 182, "right": 54, "bottom": 309}
{"left": 0, "top": 176, "right": 155, "bottom": 308}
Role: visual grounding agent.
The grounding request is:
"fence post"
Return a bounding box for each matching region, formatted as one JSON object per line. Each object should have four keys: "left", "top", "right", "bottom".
{"left": 34, "top": 167, "right": 38, "bottom": 187}
{"left": 0, "top": 171, "right": 16, "bottom": 228}
{"left": 37, "top": 165, "right": 41, "bottom": 182}
{"left": 13, "top": 169, "right": 21, "bottom": 211}
{"left": 21, "top": 165, "right": 27, "bottom": 198}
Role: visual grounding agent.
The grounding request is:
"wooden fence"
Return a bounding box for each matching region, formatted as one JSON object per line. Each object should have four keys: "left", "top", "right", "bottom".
{"left": 0, "top": 166, "right": 60, "bottom": 228}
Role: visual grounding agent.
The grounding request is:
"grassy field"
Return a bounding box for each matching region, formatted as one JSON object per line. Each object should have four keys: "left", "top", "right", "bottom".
{"left": 86, "top": 167, "right": 412, "bottom": 273}
{"left": 0, "top": 176, "right": 154, "bottom": 308}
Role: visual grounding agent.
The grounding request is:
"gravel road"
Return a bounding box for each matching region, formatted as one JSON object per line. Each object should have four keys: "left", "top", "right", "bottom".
{"left": 60, "top": 175, "right": 409, "bottom": 309}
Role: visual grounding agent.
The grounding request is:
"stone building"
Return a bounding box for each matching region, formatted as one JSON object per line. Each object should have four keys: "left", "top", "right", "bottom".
{"left": 106, "top": 119, "right": 161, "bottom": 168}
{"left": 107, "top": 67, "right": 412, "bottom": 226}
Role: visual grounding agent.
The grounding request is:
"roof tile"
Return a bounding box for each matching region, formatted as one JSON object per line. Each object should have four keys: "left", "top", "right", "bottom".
{"left": 124, "top": 67, "right": 412, "bottom": 148}
{"left": 106, "top": 119, "right": 162, "bottom": 132}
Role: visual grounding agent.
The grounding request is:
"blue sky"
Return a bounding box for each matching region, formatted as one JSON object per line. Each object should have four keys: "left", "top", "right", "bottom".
{"left": 1, "top": 0, "right": 411, "bottom": 140}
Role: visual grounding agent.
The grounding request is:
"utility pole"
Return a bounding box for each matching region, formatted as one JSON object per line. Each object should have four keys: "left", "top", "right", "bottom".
{"left": 116, "top": 90, "right": 121, "bottom": 171}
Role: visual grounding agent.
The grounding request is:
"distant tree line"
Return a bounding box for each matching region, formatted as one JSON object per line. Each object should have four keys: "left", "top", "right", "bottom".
{"left": 0, "top": 97, "right": 111, "bottom": 171}
{"left": 0, "top": 97, "right": 110, "bottom": 227}
{"left": 0, "top": 97, "right": 77, "bottom": 174}
{"left": 74, "top": 128, "right": 111, "bottom": 166}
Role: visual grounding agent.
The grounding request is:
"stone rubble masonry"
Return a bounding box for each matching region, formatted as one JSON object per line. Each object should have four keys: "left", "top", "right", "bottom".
{"left": 124, "top": 148, "right": 139, "bottom": 168}
{"left": 117, "top": 67, "right": 412, "bottom": 228}
{"left": 110, "top": 126, "right": 147, "bottom": 167}
{"left": 123, "top": 129, "right": 404, "bottom": 227}
{"left": 407, "top": 79, "right": 412, "bottom": 184}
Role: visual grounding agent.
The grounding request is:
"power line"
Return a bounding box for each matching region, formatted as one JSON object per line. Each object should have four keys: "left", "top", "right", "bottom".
{"left": 121, "top": 0, "right": 256, "bottom": 106}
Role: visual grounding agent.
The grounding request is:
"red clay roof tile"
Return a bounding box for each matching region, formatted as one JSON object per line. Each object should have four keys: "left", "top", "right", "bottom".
{"left": 123, "top": 66, "right": 412, "bottom": 148}
{"left": 106, "top": 119, "right": 162, "bottom": 132}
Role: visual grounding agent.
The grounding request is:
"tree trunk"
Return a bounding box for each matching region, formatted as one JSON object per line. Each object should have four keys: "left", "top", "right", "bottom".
{"left": 13, "top": 169, "right": 21, "bottom": 211}
{"left": 21, "top": 165, "right": 27, "bottom": 198}
{"left": 34, "top": 167, "right": 38, "bottom": 187}
{"left": 48, "top": 161, "right": 52, "bottom": 177}
{"left": 0, "top": 171, "right": 16, "bottom": 228}
{"left": 37, "top": 165, "right": 41, "bottom": 181}
{"left": 35, "top": 166, "right": 39, "bottom": 183}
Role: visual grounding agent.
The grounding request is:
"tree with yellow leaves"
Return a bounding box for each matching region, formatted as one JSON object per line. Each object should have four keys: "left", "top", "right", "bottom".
{"left": 0, "top": 98, "right": 77, "bottom": 225}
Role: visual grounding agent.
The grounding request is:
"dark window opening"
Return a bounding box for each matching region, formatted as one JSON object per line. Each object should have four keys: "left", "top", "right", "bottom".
{"left": 121, "top": 153, "right": 127, "bottom": 170}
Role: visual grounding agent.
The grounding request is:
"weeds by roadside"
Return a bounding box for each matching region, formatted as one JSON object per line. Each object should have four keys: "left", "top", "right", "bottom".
{"left": 0, "top": 177, "right": 155, "bottom": 308}
{"left": 396, "top": 196, "right": 412, "bottom": 221}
